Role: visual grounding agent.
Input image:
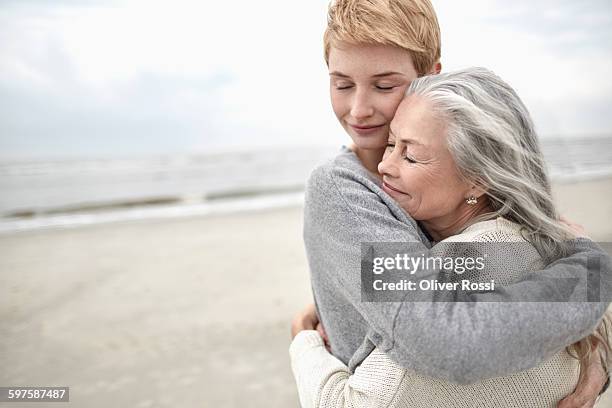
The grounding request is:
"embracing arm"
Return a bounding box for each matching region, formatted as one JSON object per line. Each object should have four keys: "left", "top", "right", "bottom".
{"left": 305, "top": 162, "right": 611, "bottom": 384}
{"left": 290, "top": 330, "right": 405, "bottom": 408}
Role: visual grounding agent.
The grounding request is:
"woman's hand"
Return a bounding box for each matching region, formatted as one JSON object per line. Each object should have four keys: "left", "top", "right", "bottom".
{"left": 291, "top": 303, "right": 319, "bottom": 339}
{"left": 316, "top": 322, "right": 331, "bottom": 352}
{"left": 557, "top": 351, "right": 608, "bottom": 408}
{"left": 291, "top": 303, "right": 332, "bottom": 351}
{"left": 559, "top": 216, "right": 591, "bottom": 240}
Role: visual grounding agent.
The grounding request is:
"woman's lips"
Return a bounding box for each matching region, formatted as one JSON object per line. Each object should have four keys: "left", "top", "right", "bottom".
{"left": 382, "top": 181, "right": 408, "bottom": 195}
{"left": 349, "top": 123, "right": 385, "bottom": 135}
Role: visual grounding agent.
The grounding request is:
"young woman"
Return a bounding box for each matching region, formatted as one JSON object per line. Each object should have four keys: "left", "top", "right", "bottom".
{"left": 290, "top": 67, "right": 611, "bottom": 407}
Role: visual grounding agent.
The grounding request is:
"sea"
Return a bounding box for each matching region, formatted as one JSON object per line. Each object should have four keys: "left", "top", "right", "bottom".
{"left": 1, "top": 136, "right": 611, "bottom": 233}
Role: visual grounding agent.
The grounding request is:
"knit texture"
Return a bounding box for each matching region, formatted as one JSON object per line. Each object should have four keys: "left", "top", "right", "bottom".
{"left": 303, "top": 148, "right": 609, "bottom": 383}
{"left": 291, "top": 218, "right": 585, "bottom": 408}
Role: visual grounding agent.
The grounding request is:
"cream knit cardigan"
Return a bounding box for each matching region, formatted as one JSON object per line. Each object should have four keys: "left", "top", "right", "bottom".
{"left": 290, "top": 218, "right": 585, "bottom": 408}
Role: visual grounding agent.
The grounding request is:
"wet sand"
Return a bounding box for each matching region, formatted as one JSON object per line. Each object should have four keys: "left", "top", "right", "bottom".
{"left": 1, "top": 176, "right": 611, "bottom": 407}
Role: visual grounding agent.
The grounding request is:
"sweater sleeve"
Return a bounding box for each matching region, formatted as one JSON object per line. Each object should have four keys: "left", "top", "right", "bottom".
{"left": 289, "top": 330, "right": 405, "bottom": 408}
{"left": 304, "top": 162, "right": 611, "bottom": 384}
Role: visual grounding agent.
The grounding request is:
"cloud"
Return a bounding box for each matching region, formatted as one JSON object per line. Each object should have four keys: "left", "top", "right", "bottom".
{"left": 435, "top": 0, "right": 612, "bottom": 135}
{"left": 0, "top": 0, "right": 334, "bottom": 158}
{"left": 0, "top": 68, "right": 241, "bottom": 158}
{"left": 0, "top": 0, "right": 610, "bottom": 159}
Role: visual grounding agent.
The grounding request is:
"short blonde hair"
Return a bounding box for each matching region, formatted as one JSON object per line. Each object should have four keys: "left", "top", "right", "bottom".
{"left": 323, "top": 0, "right": 441, "bottom": 76}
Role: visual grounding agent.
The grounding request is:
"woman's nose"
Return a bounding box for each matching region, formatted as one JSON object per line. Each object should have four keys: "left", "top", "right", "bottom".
{"left": 378, "top": 154, "right": 398, "bottom": 177}
{"left": 350, "top": 89, "right": 374, "bottom": 120}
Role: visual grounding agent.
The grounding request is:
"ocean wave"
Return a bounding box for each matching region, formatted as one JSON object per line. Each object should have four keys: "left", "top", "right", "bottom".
{"left": 0, "top": 137, "right": 610, "bottom": 232}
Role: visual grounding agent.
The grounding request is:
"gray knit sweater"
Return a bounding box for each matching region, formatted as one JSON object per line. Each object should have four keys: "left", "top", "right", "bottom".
{"left": 291, "top": 219, "right": 585, "bottom": 408}
{"left": 303, "top": 148, "right": 610, "bottom": 384}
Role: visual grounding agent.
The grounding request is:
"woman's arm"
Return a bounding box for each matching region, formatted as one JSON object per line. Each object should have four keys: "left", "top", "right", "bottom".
{"left": 305, "top": 159, "right": 611, "bottom": 383}
{"left": 293, "top": 305, "right": 610, "bottom": 407}
{"left": 290, "top": 330, "right": 405, "bottom": 408}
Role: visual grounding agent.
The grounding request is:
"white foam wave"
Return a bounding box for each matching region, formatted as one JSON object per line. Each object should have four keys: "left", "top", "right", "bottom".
{"left": 0, "top": 192, "right": 304, "bottom": 234}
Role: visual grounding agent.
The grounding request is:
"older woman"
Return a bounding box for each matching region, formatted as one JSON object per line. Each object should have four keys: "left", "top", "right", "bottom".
{"left": 290, "top": 68, "right": 610, "bottom": 407}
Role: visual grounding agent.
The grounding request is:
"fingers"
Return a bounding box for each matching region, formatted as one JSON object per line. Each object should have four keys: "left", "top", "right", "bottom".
{"left": 557, "top": 360, "right": 606, "bottom": 408}
{"left": 290, "top": 312, "right": 304, "bottom": 339}
{"left": 578, "top": 397, "right": 597, "bottom": 408}
{"left": 558, "top": 397, "right": 597, "bottom": 408}
{"left": 556, "top": 381, "right": 591, "bottom": 406}
{"left": 299, "top": 303, "right": 319, "bottom": 327}
{"left": 558, "top": 215, "right": 590, "bottom": 239}
{"left": 302, "top": 303, "right": 319, "bottom": 329}
{"left": 316, "top": 322, "right": 331, "bottom": 352}
{"left": 290, "top": 303, "right": 320, "bottom": 339}
{"left": 557, "top": 388, "right": 586, "bottom": 408}
{"left": 316, "top": 322, "right": 329, "bottom": 342}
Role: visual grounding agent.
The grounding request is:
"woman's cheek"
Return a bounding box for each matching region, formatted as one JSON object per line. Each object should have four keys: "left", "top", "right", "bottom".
{"left": 330, "top": 92, "right": 346, "bottom": 120}
{"left": 387, "top": 93, "right": 405, "bottom": 117}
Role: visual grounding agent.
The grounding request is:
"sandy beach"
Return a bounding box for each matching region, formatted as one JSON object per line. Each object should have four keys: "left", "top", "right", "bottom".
{"left": 1, "top": 176, "right": 612, "bottom": 407}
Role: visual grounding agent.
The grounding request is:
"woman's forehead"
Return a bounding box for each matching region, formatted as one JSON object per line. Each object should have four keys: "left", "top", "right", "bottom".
{"left": 392, "top": 97, "right": 447, "bottom": 147}
{"left": 328, "top": 42, "right": 418, "bottom": 78}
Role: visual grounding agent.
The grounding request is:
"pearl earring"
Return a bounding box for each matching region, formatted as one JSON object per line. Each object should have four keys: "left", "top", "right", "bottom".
{"left": 466, "top": 196, "right": 478, "bottom": 205}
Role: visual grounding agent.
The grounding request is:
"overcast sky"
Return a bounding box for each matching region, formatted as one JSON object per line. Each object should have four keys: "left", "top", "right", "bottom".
{"left": 1, "top": 0, "right": 611, "bottom": 159}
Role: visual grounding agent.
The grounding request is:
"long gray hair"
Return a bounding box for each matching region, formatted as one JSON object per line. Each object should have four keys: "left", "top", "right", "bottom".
{"left": 406, "top": 67, "right": 609, "bottom": 377}
{"left": 407, "top": 67, "right": 568, "bottom": 262}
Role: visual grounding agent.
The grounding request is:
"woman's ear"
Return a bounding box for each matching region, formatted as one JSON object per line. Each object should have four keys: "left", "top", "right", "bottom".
{"left": 464, "top": 177, "right": 487, "bottom": 199}
{"left": 469, "top": 184, "right": 487, "bottom": 199}
{"left": 431, "top": 62, "right": 442, "bottom": 75}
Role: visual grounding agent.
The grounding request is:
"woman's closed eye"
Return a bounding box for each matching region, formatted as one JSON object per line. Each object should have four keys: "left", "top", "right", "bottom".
{"left": 386, "top": 143, "right": 418, "bottom": 164}
{"left": 404, "top": 155, "right": 417, "bottom": 164}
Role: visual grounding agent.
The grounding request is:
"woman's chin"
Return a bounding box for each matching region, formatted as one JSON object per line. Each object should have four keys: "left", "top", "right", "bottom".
{"left": 393, "top": 200, "right": 415, "bottom": 218}
{"left": 403, "top": 208, "right": 417, "bottom": 218}
{"left": 353, "top": 139, "right": 386, "bottom": 151}
{"left": 350, "top": 136, "right": 387, "bottom": 151}
{"left": 401, "top": 204, "right": 421, "bottom": 220}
